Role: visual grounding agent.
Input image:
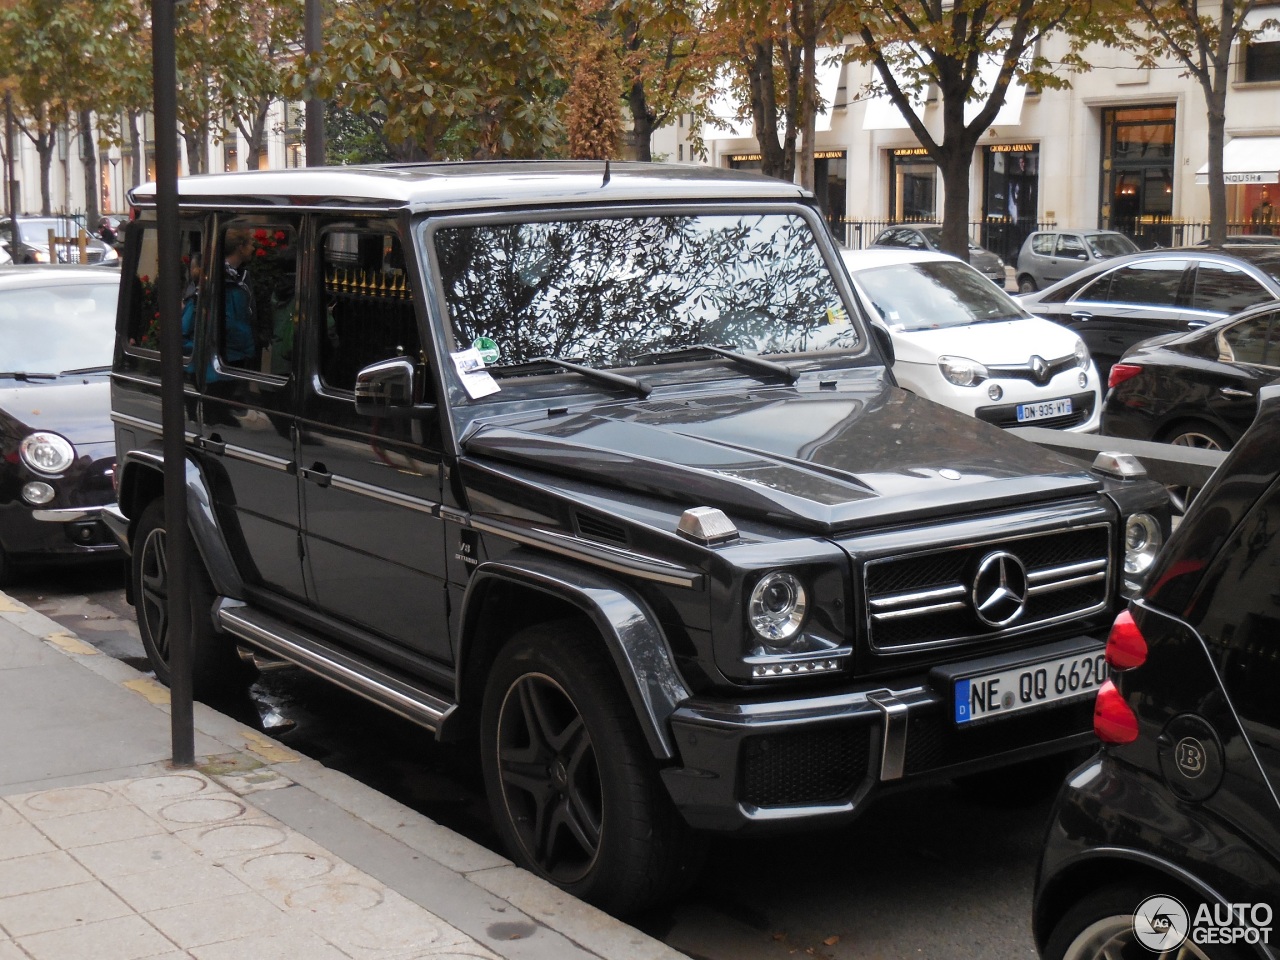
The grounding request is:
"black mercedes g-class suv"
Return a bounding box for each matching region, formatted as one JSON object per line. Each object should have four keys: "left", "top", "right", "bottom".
{"left": 107, "top": 162, "right": 1168, "bottom": 915}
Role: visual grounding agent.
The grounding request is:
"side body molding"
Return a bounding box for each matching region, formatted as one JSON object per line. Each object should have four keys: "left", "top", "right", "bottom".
{"left": 116, "top": 450, "right": 246, "bottom": 599}
{"left": 460, "top": 553, "right": 691, "bottom": 760}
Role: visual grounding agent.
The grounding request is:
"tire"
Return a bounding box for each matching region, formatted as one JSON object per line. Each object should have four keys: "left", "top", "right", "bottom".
{"left": 1018, "top": 275, "right": 1038, "bottom": 293}
{"left": 1044, "top": 882, "right": 1248, "bottom": 960}
{"left": 1163, "top": 421, "right": 1232, "bottom": 514}
{"left": 479, "top": 620, "right": 704, "bottom": 916}
{"left": 132, "top": 499, "right": 250, "bottom": 697}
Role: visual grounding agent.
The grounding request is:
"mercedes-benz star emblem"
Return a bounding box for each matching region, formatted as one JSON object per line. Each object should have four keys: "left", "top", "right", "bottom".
{"left": 972, "top": 551, "right": 1029, "bottom": 627}
{"left": 1030, "top": 355, "right": 1049, "bottom": 384}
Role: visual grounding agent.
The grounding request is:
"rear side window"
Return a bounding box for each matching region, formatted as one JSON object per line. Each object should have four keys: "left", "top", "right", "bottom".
{"left": 1082, "top": 260, "right": 1188, "bottom": 306}
{"left": 1192, "top": 262, "right": 1274, "bottom": 315}
{"left": 122, "top": 223, "right": 202, "bottom": 356}
{"left": 214, "top": 222, "right": 299, "bottom": 377}
{"left": 1030, "top": 234, "right": 1055, "bottom": 255}
{"left": 1218, "top": 311, "right": 1280, "bottom": 367}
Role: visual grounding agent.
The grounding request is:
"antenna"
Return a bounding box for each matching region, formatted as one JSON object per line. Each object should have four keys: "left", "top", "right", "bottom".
{"left": 602, "top": 159, "right": 611, "bottom": 187}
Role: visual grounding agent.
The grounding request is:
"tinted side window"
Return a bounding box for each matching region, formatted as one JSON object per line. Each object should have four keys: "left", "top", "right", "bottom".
{"left": 877, "top": 229, "right": 905, "bottom": 247}
{"left": 122, "top": 224, "right": 202, "bottom": 355}
{"left": 1056, "top": 234, "right": 1086, "bottom": 257}
{"left": 214, "top": 223, "right": 298, "bottom": 376}
{"left": 1090, "top": 260, "right": 1187, "bottom": 306}
{"left": 1193, "top": 262, "right": 1274, "bottom": 315}
{"left": 1031, "top": 233, "right": 1055, "bottom": 255}
{"left": 1219, "top": 312, "right": 1280, "bottom": 367}
{"left": 318, "top": 227, "right": 419, "bottom": 392}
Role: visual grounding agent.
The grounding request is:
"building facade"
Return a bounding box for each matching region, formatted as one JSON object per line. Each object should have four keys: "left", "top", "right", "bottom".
{"left": 655, "top": 8, "right": 1280, "bottom": 259}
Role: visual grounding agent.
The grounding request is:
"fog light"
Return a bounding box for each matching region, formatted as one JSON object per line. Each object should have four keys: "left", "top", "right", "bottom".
{"left": 987, "top": 383, "right": 1003, "bottom": 401}
{"left": 1078, "top": 371, "right": 1088, "bottom": 388}
{"left": 23, "top": 482, "right": 55, "bottom": 505}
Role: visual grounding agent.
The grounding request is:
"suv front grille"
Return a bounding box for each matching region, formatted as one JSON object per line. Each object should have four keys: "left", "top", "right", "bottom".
{"left": 865, "top": 524, "right": 1110, "bottom": 653}
{"left": 741, "top": 727, "right": 870, "bottom": 807}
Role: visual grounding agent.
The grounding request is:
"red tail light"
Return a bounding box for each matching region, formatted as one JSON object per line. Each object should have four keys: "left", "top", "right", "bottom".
{"left": 1105, "top": 609, "right": 1148, "bottom": 670}
{"left": 1094, "top": 680, "right": 1139, "bottom": 743}
{"left": 1108, "top": 363, "right": 1143, "bottom": 389}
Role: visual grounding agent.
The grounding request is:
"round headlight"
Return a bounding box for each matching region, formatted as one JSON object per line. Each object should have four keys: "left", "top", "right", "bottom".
{"left": 20, "top": 432, "right": 75, "bottom": 475}
{"left": 1124, "top": 513, "right": 1163, "bottom": 575}
{"left": 1074, "top": 339, "right": 1090, "bottom": 370}
{"left": 748, "top": 571, "right": 808, "bottom": 644}
{"left": 939, "top": 355, "right": 988, "bottom": 387}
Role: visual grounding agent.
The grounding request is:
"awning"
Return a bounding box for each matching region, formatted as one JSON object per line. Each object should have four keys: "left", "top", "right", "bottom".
{"left": 861, "top": 40, "right": 1024, "bottom": 131}
{"left": 1195, "top": 137, "right": 1280, "bottom": 185}
{"left": 1242, "top": 6, "right": 1280, "bottom": 43}
{"left": 707, "top": 48, "right": 844, "bottom": 140}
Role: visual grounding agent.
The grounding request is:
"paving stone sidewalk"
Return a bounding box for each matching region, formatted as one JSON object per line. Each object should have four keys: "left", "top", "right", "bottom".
{"left": 0, "top": 592, "right": 686, "bottom": 960}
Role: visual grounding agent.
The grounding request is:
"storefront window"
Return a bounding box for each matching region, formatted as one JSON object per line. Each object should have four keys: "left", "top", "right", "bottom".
{"left": 1101, "top": 105, "right": 1176, "bottom": 246}
{"left": 889, "top": 148, "right": 936, "bottom": 221}
{"left": 982, "top": 143, "right": 1039, "bottom": 261}
{"left": 728, "top": 151, "right": 848, "bottom": 232}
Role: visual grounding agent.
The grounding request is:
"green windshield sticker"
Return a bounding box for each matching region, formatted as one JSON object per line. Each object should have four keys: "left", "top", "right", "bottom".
{"left": 473, "top": 336, "right": 501, "bottom": 364}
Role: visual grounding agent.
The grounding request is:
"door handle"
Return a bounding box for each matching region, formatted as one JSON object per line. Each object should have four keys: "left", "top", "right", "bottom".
{"left": 199, "top": 435, "right": 226, "bottom": 456}
{"left": 300, "top": 463, "right": 332, "bottom": 487}
{"left": 1219, "top": 386, "right": 1253, "bottom": 399}
{"left": 1070, "top": 311, "right": 1093, "bottom": 322}
{"left": 1186, "top": 320, "right": 1207, "bottom": 330}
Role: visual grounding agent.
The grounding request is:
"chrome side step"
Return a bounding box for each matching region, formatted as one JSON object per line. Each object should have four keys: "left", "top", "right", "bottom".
{"left": 215, "top": 598, "right": 456, "bottom": 734}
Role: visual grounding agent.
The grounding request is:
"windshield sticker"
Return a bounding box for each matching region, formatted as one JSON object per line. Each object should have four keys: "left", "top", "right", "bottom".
{"left": 472, "top": 336, "right": 501, "bottom": 364}
{"left": 826, "top": 305, "right": 850, "bottom": 326}
{"left": 452, "top": 348, "right": 500, "bottom": 399}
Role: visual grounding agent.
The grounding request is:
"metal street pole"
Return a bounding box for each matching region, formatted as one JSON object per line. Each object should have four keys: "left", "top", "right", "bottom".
{"left": 152, "top": 0, "right": 194, "bottom": 767}
{"left": 305, "top": 0, "right": 325, "bottom": 166}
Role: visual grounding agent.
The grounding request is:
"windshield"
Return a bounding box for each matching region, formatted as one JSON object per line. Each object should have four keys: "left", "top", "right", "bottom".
{"left": 853, "top": 260, "right": 1029, "bottom": 331}
{"left": 1087, "top": 233, "right": 1138, "bottom": 259}
{"left": 431, "top": 212, "right": 859, "bottom": 397}
{"left": 0, "top": 282, "right": 118, "bottom": 372}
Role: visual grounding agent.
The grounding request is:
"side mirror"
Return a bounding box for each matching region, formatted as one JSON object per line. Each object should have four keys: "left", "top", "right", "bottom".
{"left": 870, "top": 322, "right": 896, "bottom": 366}
{"left": 354, "top": 357, "right": 434, "bottom": 418}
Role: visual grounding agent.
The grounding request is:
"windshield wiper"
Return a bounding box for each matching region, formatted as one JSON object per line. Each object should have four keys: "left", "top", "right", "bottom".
{"left": 0, "top": 371, "right": 57, "bottom": 381}
{"left": 632, "top": 344, "right": 799, "bottom": 384}
{"left": 60, "top": 365, "right": 112, "bottom": 376}
{"left": 489, "top": 357, "right": 652, "bottom": 398}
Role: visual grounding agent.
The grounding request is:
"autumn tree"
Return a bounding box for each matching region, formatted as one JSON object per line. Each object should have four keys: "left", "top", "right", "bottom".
{"left": 849, "top": 0, "right": 1098, "bottom": 258}
{"left": 1115, "top": 1, "right": 1275, "bottom": 246}
{"left": 295, "top": 0, "right": 569, "bottom": 161}
{"left": 710, "top": 0, "right": 847, "bottom": 189}
{"left": 563, "top": 28, "right": 626, "bottom": 159}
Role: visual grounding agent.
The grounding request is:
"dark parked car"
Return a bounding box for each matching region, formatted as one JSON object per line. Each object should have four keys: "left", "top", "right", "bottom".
{"left": 1034, "top": 385, "right": 1280, "bottom": 960}
{"left": 1015, "top": 229, "right": 1138, "bottom": 293}
{"left": 0, "top": 266, "right": 120, "bottom": 580}
{"left": 0, "top": 216, "right": 119, "bottom": 265}
{"left": 108, "top": 163, "right": 1169, "bottom": 915}
{"left": 870, "top": 224, "right": 1007, "bottom": 286}
{"left": 1019, "top": 247, "right": 1280, "bottom": 384}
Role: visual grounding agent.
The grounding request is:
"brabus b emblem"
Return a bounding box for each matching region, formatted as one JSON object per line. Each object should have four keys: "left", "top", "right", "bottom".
{"left": 972, "top": 551, "right": 1029, "bottom": 627}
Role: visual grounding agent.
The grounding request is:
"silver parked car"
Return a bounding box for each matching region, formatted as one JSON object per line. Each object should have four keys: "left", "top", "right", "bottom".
{"left": 1015, "top": 229, "right": 1137, "bottom": 293}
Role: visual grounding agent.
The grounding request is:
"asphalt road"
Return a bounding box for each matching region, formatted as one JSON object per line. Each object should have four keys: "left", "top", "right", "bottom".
{"left": 9, "top": 560, "right": 1049, "bottom": 960}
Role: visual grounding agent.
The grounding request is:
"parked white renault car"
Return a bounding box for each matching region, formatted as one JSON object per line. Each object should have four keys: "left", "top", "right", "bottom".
{"left": 841, "top": 248, "right": 1101, "bottom": 431}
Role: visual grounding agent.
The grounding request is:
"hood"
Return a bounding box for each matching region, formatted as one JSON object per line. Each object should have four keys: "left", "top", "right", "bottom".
{"left": 890, "top": 317, "right": 1083, "bottom": 367}
{"left": 0, "top": 376, "right": 112, "bottom": 444}
{"left": 463, "top": 381, "right": 1101, "bottom": 534}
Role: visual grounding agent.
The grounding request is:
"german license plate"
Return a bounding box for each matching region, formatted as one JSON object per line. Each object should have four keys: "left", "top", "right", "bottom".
{"left": 954, "top": 649, "right": 1108, "bottom": 724}
{"left": 1016, "top": 397, "right": 1073, "bottom": 422}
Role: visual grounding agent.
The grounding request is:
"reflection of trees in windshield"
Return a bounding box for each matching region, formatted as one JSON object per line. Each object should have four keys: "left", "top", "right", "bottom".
{"left": 433, "top": 214, "right": 852, "bottom": 368}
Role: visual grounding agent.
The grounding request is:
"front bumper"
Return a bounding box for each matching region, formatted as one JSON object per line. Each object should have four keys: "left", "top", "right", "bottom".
{"left": 662, "top": 636, "right": 1100, "bottom": 832}
{"left": 0, "top": 501, "right": 120, "bottom": 563}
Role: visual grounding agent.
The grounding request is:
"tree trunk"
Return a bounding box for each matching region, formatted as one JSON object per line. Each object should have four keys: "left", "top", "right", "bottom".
{"left": 37, "top": 137, "right": 52, "bottom": 216}
{"left": 627, "top": 80, "right": 655, "bottom": 162}
{"left": 796, "top": 0, "right": 817, "bottom": 191}
{"left": 746, "top": 38, "right": 787, "bottom": 181}
{"left": 128, "top": 111, "right": 143, "bottom": 188}
{"left": 1204, "top": 86, "right": 1228, "bottom": 246}
{"left": 182, "top": 130, "right": 205, "bottom": 175}
{"left": 79, "top": 110, "right": 99, "bottom": 223}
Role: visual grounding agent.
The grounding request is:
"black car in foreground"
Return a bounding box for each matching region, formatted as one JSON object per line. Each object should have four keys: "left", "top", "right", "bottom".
{"left": 0, "top": 266, "right": 120, "bottom": 580}
{"left": 1034, "top": 386, "right": 1280, "bottom": 960}
{"left": 109, "top": 163, "right": 1170, "bottom": 915}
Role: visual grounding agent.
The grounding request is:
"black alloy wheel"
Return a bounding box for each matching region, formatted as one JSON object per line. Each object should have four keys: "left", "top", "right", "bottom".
{"left": 480, "top": 621, "right": 703, "bottom": 916}
{"left": 1165, "top": 423, "right": 1231, "bottom": 514}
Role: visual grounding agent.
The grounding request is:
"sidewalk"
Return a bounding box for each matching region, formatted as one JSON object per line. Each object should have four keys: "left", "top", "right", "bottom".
{"left": 0, "top": 591, "right": 688, "bottom": 960}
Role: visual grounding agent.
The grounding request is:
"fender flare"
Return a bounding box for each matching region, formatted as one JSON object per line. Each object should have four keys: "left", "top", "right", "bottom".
{"left": 459, "top": 552, "right": 690, "bottom": 760}
{"left": 117, "top": 450, "right": 245, "bottom": 599}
